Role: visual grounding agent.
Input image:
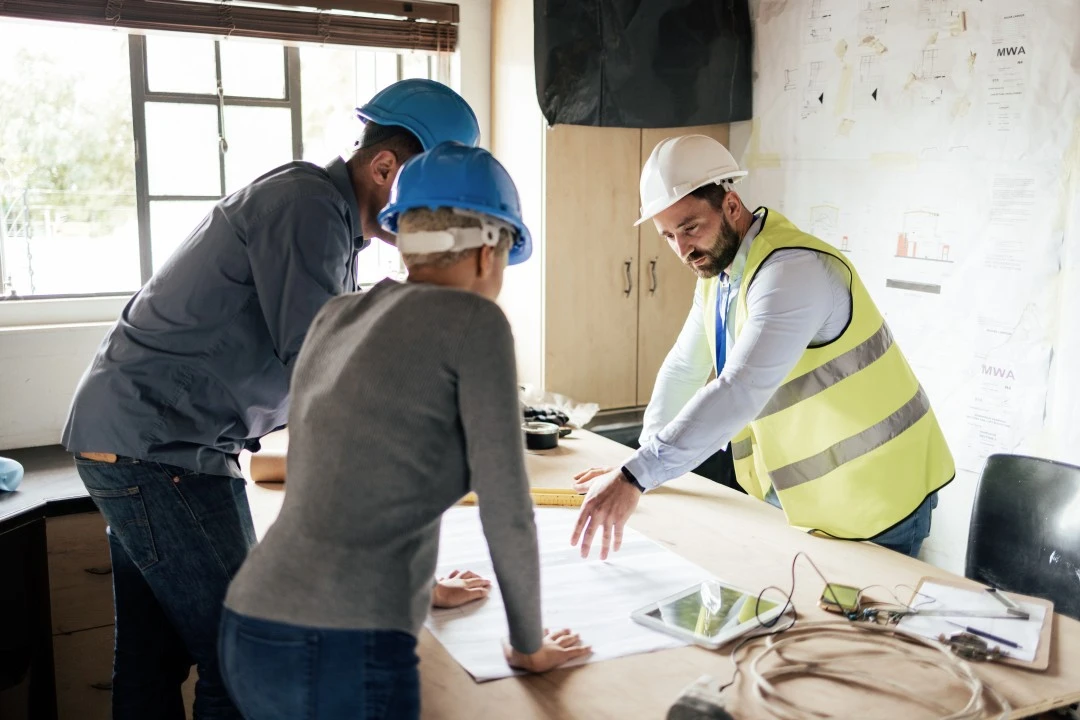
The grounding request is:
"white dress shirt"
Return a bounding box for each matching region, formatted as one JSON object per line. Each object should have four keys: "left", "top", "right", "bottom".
{"left": 623, "top": 212, "right": 853, "bottom": 490}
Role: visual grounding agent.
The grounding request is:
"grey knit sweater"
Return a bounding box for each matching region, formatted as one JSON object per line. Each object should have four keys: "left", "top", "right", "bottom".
{"left": 224, "top": 279, "right": 543, "bottom": 653}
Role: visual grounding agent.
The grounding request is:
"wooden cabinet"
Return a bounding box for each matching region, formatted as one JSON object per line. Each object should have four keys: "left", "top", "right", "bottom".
{"left": 45, "top": 512, "right": 196, "bottom": 720}
{"left": 492, "top": 0, "right": 728, "bottom": 410}
{"left": 52, "top": 625, "right": 112, "bottom": 720}
{"left": 46, "top": 513, "right": 113, "bottom": 720}
{"left": 46, "top": 513, "right": 114, "bottom": 635}
{"left": 542, "top": 125, "right": 643, "bottom": 409}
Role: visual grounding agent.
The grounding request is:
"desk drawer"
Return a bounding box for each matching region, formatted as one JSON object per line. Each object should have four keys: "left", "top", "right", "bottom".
{"left": 53, "top": 625, "right": 199, "bottom": 720}
{"left": 53, "top": 624, "right": 112, "bottom": 720}
{"left": 46, "top": 513, "right": 114, "bottom": 634}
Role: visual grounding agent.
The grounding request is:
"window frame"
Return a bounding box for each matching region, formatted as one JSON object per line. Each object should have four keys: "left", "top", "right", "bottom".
{"left": 129, "top": 34, "right": 304, "bottom": 282}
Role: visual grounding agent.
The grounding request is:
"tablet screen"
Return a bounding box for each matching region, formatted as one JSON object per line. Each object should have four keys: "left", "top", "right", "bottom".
{"left": 644, "top": 581, "right": 779, "bottom": 638}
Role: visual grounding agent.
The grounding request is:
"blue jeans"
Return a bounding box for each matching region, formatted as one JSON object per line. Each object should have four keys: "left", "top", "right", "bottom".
{"left": 869, "top": 493, "right": 938, "bottom": 557}
{"left": 764, "top": 488, "right": 937, "bottom": 558}
{"left": 219, "top": 609, "right": 420, "bottom": 720}
{"left": 74, "top": 455, "right": 255, "bottom": 720}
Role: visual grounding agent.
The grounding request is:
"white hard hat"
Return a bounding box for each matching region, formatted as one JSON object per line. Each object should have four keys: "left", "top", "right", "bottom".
{"left": 634, "top": 135, "right": 747, "bottom": 226}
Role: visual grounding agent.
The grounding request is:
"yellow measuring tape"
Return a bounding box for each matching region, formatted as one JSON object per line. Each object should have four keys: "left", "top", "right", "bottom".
{"left": 457, "top": 488, "right": 584, "bottom": 507}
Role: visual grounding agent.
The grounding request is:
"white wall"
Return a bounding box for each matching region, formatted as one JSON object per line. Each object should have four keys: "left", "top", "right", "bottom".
{"left": 0, "top": 324, "right": 110, "bottom": 449}
{"left": 489, "top": 0, "right": 546, "bottom": 389}
{"left": 455, "top": 0, "right": 493, "bottom": 150}
{"left": 0, "top": 5, "right": 493, "bottom": 452}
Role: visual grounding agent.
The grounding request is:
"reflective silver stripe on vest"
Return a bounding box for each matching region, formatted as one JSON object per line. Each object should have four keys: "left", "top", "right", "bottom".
{"left": 769, "top": 385, "right": 931, "bottom": 491}
{"left": 732, "top": 437, "right": 753, "bottom": 460}
{"left": 757, "top": 323, "right": 894, "bottom": 421}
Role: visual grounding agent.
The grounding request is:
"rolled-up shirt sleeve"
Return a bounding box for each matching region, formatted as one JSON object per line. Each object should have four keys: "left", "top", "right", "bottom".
{"left": 246, "top": 195, "right": 354, "bottom": 377}
{"left": 624, "top": 250, "right": 838, "bottom": 490}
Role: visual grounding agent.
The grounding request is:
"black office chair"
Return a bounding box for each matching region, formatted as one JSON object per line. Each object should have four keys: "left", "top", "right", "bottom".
{"left": 966, "top": 453, "right": 1080, "bottom": 621}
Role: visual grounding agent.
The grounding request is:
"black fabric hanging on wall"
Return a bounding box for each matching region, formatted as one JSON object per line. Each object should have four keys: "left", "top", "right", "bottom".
{"left": 534, "top": 0, "right": 752, "bottom": 128}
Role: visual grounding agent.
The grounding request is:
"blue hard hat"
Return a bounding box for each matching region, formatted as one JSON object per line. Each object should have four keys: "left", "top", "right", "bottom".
{"left": 356, "top": 79, "right": 480, "bottom": 151}
{"left": 379, "top": 142, "right": 532, "bottom": 265}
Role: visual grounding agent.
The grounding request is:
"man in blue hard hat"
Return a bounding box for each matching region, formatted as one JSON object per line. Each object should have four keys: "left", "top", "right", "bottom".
{"left": 60, "top": 79, "right": 479, "bottom": 720}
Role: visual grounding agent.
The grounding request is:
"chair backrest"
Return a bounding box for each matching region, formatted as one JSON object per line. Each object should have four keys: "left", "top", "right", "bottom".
{"left": 966, "top": 453, "right": 1080, "bottom": 621}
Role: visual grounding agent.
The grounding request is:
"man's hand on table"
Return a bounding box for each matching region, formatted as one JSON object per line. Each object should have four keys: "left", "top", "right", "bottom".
{"left": 432, "top": 569, "right": 492, "bottom": 608}
{"left": 570, "top": 468, "right": 642, "bottom": 560}
{"left": 571, "top": 466, "right": 615, "bottom": 494}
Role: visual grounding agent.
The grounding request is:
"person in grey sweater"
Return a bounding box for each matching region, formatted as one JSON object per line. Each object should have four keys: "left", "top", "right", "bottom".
{"left": 220, "top": 143, "right": 590, "bottom": 720}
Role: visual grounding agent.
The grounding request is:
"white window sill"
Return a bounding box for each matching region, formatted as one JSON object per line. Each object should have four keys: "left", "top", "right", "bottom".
{"left": 0, "top": 295, "right": 131, "bottom": 329}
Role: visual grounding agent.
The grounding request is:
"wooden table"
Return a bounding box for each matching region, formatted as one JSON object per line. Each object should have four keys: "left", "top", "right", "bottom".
{"left": 244, "top": 430, "right": 1080, "bottom": 719}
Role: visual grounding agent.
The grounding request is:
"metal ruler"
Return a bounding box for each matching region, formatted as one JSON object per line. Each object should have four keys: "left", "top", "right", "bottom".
{"left": 900, "top": 609, "right": 1024, "bottom": 619}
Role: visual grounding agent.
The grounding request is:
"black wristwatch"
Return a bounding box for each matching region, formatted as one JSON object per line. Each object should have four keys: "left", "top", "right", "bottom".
{"left": 621, "top": 466, "right": 646, "bottom": 493}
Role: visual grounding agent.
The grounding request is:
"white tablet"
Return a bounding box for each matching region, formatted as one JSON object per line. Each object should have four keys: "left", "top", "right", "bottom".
{"left": 630, "top": 579, "right": 785, "bottom": 649}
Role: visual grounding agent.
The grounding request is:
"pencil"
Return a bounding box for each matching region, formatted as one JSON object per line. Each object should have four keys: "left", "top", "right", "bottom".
{"left": 945, "top": 621, "right": 1022, "bottom": 649}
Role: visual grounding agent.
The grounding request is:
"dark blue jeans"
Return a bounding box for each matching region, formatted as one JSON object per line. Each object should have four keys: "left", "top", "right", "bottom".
{"left": 765, "top": 488, "right": 938, "bottom": 558}
{"left": 869, "top": 493, "right": 938, "bottom": 558}
{"left": 219, "top": 609, "right": 420, "bottom": 720}
{"left": 74, "top": 455, "right": 255, "bottom": 720}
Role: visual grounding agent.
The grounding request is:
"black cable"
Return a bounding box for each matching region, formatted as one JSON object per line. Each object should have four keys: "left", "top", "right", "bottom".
{"left": 715, "top": 551, "right": 838, "bottom": 693}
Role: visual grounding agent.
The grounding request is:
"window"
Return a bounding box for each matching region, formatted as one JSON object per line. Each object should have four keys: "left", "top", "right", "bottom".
{"left": 0, "top": 17, "right": 455, "bottom": 300}
{"left": 0, "top": 21, "right": 139, "bottom": 296}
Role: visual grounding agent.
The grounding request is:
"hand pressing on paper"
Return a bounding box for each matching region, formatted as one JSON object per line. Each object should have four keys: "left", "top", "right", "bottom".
{"left": 432, "top": 570, "right": 492, "bottom": 608}
{"left": 504, "top": 628, "right": 593, "bottom": 672}
{"left": 571, "top": 469, "right": 641, "bottom": 560}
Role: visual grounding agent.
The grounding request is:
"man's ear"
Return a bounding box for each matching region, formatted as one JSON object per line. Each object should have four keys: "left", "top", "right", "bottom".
{"left": 724, "top": 190, "right": 744, "bottom": 223}
{"left": 476, "top": 244, "right": 495, "bottom": 278}
{"left": 369, "top": 149, "right": 400, "bottom": 187}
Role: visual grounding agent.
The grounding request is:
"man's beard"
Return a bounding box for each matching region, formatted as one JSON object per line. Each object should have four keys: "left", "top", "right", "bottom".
{"left": 684, "top": 216, "right": 742, "bottom": 278}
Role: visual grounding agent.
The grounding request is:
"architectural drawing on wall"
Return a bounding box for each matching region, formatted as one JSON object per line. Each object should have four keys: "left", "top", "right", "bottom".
{"left": 895, "top": 210, "right": 952, "bottom": 263}
{"left": 915, "top": 46, "right": 947, "bottom": 105}
{"left": 987, "top": 13, "right": 1029, "bottom": 132}
{"left": 855, "top": 55, "right": 882, "bottom": 109}
{"left": 804, "top": 0, "right": 834, "bottom": 45}
{"left": 809, "top": 204, "right": 841, "bottom": 248}
{"left": 801, "top": 61, "right": 827, "bottom": 119}
{"left": 858, "top": 1, "right": 890, "bottom": 38}
{"left": 917, "top": 0, "right": 964, "bottom": 32}
{"left": 784, "top": 68, "right": 798, "bottom": 91}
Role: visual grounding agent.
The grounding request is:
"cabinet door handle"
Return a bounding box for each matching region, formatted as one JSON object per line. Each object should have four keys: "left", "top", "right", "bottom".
{"left": 649, "top": 258, "right": 658, "bottom": 294}
{"left": 623, "top": 259, "right": 633, "bottom": 296}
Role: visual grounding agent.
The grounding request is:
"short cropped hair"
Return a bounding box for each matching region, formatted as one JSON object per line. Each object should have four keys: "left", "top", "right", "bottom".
{"left": 399, "top": 208, "right": 513, "bottom": 270}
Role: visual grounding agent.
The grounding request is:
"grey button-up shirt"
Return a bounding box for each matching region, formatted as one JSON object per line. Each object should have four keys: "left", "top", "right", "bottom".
{"left": 62, "top": 158, "right": 365, "bottom": 477}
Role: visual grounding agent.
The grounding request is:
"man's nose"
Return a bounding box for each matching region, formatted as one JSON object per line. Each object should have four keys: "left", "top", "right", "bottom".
{"left": 673, "top": 234, "right": 694, "bottom": 260}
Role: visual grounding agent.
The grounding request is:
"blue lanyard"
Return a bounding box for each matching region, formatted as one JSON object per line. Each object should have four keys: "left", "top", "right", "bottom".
{"left": 715, "top": 276, "right": 729, "bottom": 374}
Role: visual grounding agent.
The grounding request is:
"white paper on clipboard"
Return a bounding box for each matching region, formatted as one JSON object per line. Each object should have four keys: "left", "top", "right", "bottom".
{"left": 896, "top": 581, "right": 1046, "bottom": 662}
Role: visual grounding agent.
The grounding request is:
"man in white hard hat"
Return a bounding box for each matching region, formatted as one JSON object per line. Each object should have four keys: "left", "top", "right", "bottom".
{"left": 571, "top": 134, "right": 955, "bottom": 560}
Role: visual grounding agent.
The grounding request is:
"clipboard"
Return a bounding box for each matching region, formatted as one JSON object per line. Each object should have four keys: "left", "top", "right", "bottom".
{"left": 903, "top": 576, "right": 1054, "bottom": 671}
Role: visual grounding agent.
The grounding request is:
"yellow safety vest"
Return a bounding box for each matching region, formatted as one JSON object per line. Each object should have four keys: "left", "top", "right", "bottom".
{"left": 701, "top": 208, "right": 954, "bottom": 539}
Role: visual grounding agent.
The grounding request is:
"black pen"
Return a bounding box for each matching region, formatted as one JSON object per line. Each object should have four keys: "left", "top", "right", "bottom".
{"left": 945, "top": 621, "right": 1022, "bottom": 650}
